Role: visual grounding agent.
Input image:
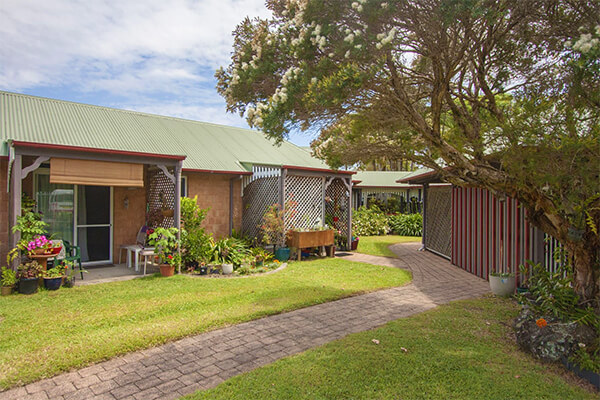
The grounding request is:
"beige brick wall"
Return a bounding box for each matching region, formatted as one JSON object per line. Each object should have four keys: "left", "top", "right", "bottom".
{"left": 112, "top": 186, "right": 147, "bottom": 264}
{"left": 0, "top": 164, "right": 244, "bottom": 265}
{"left": 185, "top": 172, "right": 243, "bottom": 239}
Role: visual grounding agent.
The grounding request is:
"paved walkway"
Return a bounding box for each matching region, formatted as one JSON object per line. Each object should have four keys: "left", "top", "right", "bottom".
{"left": 4, "top": 243, "right": 489, "bottom": 400}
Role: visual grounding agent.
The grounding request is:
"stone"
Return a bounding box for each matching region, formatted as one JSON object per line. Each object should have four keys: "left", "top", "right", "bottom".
{"left": 514, "top": 308, "right": 597, "bottom": 362}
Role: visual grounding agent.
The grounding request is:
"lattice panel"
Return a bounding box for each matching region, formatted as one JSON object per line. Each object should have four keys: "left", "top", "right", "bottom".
{"left": 326, "top": 178, "right": 350, "bottom": 249}
{"left": 147, "top": 168, "right": 176, "bottom": 229}
{"left": 241, "top": 177, "right": 279, "bottom": 242}
{"left": 284, "top": 175, "right": 324, "bottom": 231}
{"left": 425, "top": 185, "right": 452, "bottom": 257}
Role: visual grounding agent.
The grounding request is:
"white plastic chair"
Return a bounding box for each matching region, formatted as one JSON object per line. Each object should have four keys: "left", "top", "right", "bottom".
{"left": 118, "top": 226, "right": 154, "bottom": 274}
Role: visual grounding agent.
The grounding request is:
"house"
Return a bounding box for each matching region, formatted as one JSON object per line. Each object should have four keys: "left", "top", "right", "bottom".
{"left": 0, "top": 91, "right": 353, "bottom": 265}
{"left": 401, "top": 170, "right": 558, "bottom": 285}
{"left": 351, "top": 170, "right": 425, "bottom": 211}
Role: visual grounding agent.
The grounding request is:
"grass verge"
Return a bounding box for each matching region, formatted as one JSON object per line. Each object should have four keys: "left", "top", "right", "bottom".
{"left": 187, "top": 297, "right": 597, "bottom": 400}
{"left": 0, "top": 258, "right": 410, "bottom": 389}
{"left": 356, "top": 235, "right": 421, "bottom": 257}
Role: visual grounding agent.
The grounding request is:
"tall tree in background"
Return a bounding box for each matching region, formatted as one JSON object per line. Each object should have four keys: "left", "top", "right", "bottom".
{"left": 216, "top": 0, "right": 600, "bottom": 307}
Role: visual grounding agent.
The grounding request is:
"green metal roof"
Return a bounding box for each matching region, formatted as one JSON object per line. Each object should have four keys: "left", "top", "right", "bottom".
{"left": 353, "top": 170, "right": 428, "bottom": 188}
{"left": 0, "top": 91, "right": 329, "bottom": 173}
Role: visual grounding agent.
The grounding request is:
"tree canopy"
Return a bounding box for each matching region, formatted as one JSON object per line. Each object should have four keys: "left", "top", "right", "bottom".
{"left": 217, "top": 0, "right": 600, "bottom": 305}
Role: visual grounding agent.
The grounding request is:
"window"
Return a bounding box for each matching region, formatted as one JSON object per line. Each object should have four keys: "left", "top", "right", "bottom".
{"left": 181, "top": 176, "right": 188, "bottom": 198}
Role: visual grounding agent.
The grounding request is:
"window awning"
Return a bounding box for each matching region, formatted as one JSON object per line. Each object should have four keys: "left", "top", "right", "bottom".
{"left": 50, "top": 158, "right": 144, "bottom": 187}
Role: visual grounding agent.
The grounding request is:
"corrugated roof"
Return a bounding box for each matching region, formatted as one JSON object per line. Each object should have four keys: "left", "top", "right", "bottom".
{"left": 353, "top": 170, "right": 426, "bottom": 188}
{"left": 0, "top": 91, "right": 329, "bottom": 173}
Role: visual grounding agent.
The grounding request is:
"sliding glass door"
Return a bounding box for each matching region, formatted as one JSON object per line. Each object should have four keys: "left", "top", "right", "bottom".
{"left": 35, "top": 174, "right": 75, "bottom": 244}
{"left": 76, "top": 186, "right": 112, "bottom": 264}
{"left": 35, "top": 171, "right": 113, "bottom": 265}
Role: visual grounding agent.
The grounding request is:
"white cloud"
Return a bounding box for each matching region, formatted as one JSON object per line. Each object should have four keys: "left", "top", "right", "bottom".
{"left": 0, "top": 0, "right": 270, "bottom": 93}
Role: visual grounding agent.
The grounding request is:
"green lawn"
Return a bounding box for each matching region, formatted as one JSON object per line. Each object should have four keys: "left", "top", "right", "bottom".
{"left": 0, "top": 258, "right": 410, "bottom": 389}
{"left": 356, "top": 235, "right": 421, "bottom": 257}
{"left": 187, "top": 297, "right": 596, "bottom": 400}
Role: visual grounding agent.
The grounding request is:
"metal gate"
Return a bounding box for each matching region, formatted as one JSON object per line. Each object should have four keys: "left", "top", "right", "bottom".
{"left": 424, "top": 185, "right": 452, "bottom": 258}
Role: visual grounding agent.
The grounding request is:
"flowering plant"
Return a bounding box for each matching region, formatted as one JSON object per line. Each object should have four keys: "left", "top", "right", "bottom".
{"left": 147, "top": 227, "right": 180, "bottom": 264}
{"left": 26, "top": 235, "right": 52, "bottom": 254}
{"left": 535, "top": 318, "right": 548, "bottom": 328}
{"left": 165, "top": 253, "right": 181, "bottom": 267}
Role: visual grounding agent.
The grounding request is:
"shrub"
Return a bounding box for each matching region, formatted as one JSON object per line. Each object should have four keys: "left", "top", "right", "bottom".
{"left": 388, "top": 213, "right": 423, "bottom": 236}
{"left": 352, "top": 206, "right": 389, "bottom": 236}
{"left": 180, "top": 196, "right": 212, "bottom": 264}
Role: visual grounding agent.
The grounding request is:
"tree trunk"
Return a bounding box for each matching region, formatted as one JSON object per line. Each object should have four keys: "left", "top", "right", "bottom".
{"left": 570, "top": 242, "right": 600, "bottom": 313}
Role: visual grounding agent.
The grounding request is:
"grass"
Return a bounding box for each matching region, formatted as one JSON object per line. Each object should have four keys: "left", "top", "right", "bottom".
{"left": 187, "top": 297, "right": 597, "bottom": 400}
{"left": 0, "top": 258, "right": 410, "bottom": 389}
{"left": 356, "top": 235, "right": 421, "bottom": 257}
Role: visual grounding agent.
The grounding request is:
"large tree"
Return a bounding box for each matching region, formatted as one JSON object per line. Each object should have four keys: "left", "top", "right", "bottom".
{"left": 216, "top": 0, "right": 600, "bottom": 307}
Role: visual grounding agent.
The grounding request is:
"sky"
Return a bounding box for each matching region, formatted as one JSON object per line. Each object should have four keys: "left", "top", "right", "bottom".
{"left": 0, "top": 0, "right": 314, "bottom": 146}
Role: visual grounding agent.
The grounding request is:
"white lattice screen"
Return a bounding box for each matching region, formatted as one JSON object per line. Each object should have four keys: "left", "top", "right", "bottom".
{"left": 147, "top": 168, "right": 175, "bottom": 229}
{"left": 284, "top": 175, "right": 324, "bottom": 231}
{"left": 326, "top": 178, "right": 350, "bottom": 248}
{"left": 241, "top": 177, "right": 279, "bottom": 241}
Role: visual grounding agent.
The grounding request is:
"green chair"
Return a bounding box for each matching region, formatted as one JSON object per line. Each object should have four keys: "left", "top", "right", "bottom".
{"left": 61, "top": 240, "right": 84, "bottom": 280}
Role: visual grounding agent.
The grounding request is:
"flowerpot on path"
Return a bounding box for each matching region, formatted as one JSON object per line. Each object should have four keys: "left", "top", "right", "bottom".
{"left": 489, "top": 275, "right": 516, "bottom": 297}
{"left": 159, "top": 264, "right": 175, "bottom": 277}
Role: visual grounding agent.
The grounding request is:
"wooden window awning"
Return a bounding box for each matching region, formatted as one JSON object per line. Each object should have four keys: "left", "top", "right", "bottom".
{"left": 50, "top": 158, "right": 144, "bottom": 187}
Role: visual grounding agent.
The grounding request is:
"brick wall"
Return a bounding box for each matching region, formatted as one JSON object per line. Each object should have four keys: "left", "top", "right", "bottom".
{"left": 0, "top": 165, "right": 244, "bottom": 265}
{"left": 185, "top": 172, "right": 242, "bottom": 238}
{"left": 112, "top": 186, "right": 146, "bottom": 264}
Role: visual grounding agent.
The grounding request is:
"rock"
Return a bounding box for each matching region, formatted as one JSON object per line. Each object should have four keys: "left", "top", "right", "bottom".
{"left": 513, "top": 307, "right": 597, "bottom": 362}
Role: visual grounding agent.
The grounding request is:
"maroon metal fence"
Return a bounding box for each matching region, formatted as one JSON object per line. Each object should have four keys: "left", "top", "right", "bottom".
{"left": 450, "top": 186, "right": 557, "bottom": 285}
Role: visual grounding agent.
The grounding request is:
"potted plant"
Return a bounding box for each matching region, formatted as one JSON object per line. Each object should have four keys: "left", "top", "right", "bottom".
{"left": 199, "top": 262, "right": 208, "bottom": 275}
{"left": 489, "top": 245, "right": 515, "bottom": 296}
{"left": 26, "top": 235, "right": 53, "bottom": 255}
{"left": 147, "top": 227, "right": 180, "bottom": 276}
{"left": 159, "top": 191, "right": 175, "bottom": 218}
{"left": 1, "top": 266, "right": 17, "bottom": 296}
{"left": 251, "top": 247, "right": 273, "bottom": 267}
{"left": 210, "top": 237, "right": 250, "bottom": 275}
{"left": 43, "top": 265, "right": 65, "bottom": 290}
{"left": 61, "top": 261, "right": 86, "bottom": 287}
{"left": 260, "top": 204, "right": 290, "bottom": 262}
{"left": 351, "top": 236, "right": 359, "bottom": 250}
{"left": 489, "top": 271, "right": 516, "bottom": 296}
{"left": 16, "top": 260, "right": 44, "bottom": 294}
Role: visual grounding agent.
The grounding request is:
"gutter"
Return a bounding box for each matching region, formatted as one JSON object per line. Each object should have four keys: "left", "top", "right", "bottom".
{"left": 10, "top": 140, "right": 187, "bottom": 161}
{"left": 282, "top": 165, "right": 355, "bottom": 175}
{"left": 183, "top": 168, "right": 252, "bottom": 176}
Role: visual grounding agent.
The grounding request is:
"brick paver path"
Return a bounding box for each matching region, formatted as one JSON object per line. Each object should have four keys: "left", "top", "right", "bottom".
{"left": 4, "top": 243, "right": 489, "bottom": 400}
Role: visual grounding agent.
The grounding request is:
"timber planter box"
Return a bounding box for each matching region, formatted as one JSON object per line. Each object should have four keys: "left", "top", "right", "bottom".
{"left": 287, "top": 230, "right": 335, "bottom": 261}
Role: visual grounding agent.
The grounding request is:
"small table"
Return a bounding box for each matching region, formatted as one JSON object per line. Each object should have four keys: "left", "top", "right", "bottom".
{"left": 29, "top": 253, "right": 56, "bottom": 271}
{"left": 119, "top": 245, "right": 155, "bottom": 272}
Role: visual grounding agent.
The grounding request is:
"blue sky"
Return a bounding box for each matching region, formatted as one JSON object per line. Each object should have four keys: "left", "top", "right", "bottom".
{"left": 0, "top": 0, "right": 315, "bottom": 147}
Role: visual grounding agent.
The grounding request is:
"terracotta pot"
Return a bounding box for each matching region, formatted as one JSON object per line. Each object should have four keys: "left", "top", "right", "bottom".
{"left": 33, "top": 248, "right": 47, "bottom": 255}
{"left": 1, "top": 286, "right": 13, "bottom": 296}
{"left": 159, "top": 264, "right": 175, "bottom": 277}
